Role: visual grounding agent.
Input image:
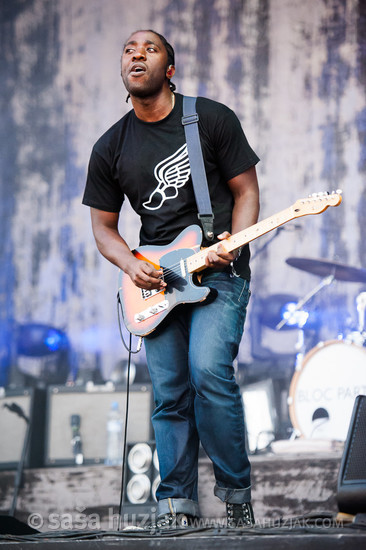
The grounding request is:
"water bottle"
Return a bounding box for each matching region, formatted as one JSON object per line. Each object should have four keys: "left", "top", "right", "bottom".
{"left": 105, "top": 401, "right": 123, "bottom": 465}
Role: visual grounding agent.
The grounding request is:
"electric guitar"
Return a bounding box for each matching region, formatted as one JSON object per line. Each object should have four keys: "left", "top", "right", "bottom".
{"left": 118, "top": 191, "right": 342, "bottom": 336}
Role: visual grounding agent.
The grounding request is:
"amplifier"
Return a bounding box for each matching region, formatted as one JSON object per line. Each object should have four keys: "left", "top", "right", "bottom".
{"left": 0, "top": 387, "right": 46, "bottom": 469}
{"left": 45, "top": 384, "right": 153, "bottom": 466}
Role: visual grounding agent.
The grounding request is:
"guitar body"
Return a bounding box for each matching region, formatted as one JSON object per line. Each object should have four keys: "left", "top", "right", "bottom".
{"left": 118, "top": 225, "right": 210, "bottom": 336}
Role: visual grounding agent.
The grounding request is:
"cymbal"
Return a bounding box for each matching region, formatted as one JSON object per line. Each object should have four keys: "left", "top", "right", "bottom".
{"left": 286, "top": 257, "right": 366, "bottom": 283}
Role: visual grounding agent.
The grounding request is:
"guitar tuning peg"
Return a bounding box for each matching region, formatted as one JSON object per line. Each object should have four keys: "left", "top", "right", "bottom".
{"left": 335, "top": 189, "right": 343, "bottom": 194}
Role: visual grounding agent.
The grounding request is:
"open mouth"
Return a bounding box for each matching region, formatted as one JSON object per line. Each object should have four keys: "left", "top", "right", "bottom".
{"left": 130, "top": 63, "right": 146, "bottom": 76}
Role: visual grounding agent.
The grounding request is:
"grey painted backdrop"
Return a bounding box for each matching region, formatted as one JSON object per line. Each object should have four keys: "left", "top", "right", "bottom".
{"left": 1, "top": 0, "right": 365, "bottom": 383}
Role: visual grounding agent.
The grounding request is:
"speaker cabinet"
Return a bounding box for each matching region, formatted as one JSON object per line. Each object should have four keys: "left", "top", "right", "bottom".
{"left": 124, "top": 442, "right": 159, "bottom": 502}
{"left": 120, "top": 441, "right": 160, "bottom": 521}
{"left": 45, "top": 384, "right": 153, "bottom": 466}
{"left": 337, "top": 394, "right": 366, "bottom": 514}
{"left": 0, "top": 388, "right": 46, "bottom": 469}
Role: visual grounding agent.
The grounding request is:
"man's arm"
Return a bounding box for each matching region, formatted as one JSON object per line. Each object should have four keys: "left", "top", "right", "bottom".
{"left": 90, "top": 208, "right": 166, "bottom": 290}
{"left": 205, "top": 165, "right": 260, "bottom": 268}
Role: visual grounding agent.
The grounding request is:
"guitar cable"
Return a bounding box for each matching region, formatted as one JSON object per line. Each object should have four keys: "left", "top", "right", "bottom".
{"left": 116, "top": 294, "right": 143, "bottom": 530}
{"left": 117, "top": 293, "right": 143, "bottom": 354}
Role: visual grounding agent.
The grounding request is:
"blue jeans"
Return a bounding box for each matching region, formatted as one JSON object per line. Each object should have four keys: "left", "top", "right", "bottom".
{"left": 144, "top": 270, "right": 251, "bottom": 518}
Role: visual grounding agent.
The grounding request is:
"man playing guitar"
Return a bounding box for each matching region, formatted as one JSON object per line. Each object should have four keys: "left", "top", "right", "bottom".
{"left": 83, "top": 29, "right": 260, "bottom": 529}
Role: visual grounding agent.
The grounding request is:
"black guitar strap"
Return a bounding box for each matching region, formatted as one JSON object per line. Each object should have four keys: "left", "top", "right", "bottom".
{"left": 182, "top": 96, "right": 215, "bottom": 241}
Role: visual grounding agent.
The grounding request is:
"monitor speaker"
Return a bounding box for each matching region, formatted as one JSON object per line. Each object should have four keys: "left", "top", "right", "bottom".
{"left": 337, "top": 394, "right": 366, "bottom": 514}
{"left": 45, "top": 384, "right": 153, "bottom": 466}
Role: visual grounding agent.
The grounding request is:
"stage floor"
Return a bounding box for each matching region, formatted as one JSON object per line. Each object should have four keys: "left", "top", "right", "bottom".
{"left": 0, "top": 520, "right": 366, "bottom": 549}
{"left": 1, "top": 448, "right": 366, "bottom": 547}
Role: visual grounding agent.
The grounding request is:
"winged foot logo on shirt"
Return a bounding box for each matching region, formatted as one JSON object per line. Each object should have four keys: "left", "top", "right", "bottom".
{"left": 143, "top": 144, "right": 191, "bottom": 210}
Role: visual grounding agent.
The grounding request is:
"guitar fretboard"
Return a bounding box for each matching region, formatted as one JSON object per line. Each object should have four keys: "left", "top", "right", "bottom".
{"left": 186, "top": 204, "right": 304, "bottom": 274}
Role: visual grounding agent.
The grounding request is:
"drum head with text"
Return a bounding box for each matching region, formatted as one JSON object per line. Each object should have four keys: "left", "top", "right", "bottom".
{"left": 288, "top": 340, "right": 366, "bottom": 440}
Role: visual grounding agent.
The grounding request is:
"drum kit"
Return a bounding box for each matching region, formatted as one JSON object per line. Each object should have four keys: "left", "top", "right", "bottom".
{"left": 280, "top": 257, "right": 366, "bottom": 442}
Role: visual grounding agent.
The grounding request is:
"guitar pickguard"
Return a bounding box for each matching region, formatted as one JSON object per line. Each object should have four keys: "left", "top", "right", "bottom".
{"left": 118, "top": 226, "right": 210, "bottom": 336}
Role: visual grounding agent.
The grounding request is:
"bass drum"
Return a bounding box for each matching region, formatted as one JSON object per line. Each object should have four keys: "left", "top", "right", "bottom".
{"left": 288, "top": 340, "right": 366, "bottom": 440}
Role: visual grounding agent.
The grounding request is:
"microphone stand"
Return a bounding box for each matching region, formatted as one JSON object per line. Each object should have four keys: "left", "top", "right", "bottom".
{"left": 70, "top": 415, "right": 84, "bottom": 465}
{"left": 3, "top": 403, "right": 31, "bottom": 516}
{"left": 250, "top": 227, "right": 284, "bottom": 262}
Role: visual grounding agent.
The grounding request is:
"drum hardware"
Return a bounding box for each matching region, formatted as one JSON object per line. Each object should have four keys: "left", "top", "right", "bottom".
{"left": 356, "top": 291, "right": 366, "bottom": 338}
{"left": 278, "top": 257, "right": 366, "bottom": 333}
{"left": 345, "top": 292, "right": 366, "bottom": 346}
{"left": 280, "top": 258, "right": 366, "bottom": 359}
{"left": 281, "top": 258, "right": 366, "bottom": 441}
{"left": 275, "top": 274, "right": 335, "bottom": 374}
{"left": 346, "top": 330, "right": 366, "bottom": 346}
{"left": 285, "top": 257, "right": 366, "bottom": 284}
{"left": 276, "top": 274, "right": 334, "bottom": 332}
{"left": 339, "top": 292, "right": 366, "bottom": 346}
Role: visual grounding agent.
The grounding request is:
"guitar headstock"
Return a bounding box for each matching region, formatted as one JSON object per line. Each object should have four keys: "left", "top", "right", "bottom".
{"left": 292, "top": 190, "right": 342, "bottom": 216}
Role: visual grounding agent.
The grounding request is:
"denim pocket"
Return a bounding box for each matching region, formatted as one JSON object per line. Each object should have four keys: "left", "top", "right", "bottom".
{"left": 201, "top": 271, "right": 251, "bottom": 308}
{"left": 237, "top": 278, "right": 251, "bottom": 306}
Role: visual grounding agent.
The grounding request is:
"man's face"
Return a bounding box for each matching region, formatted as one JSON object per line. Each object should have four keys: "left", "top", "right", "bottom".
{"left": 121, "top": 31, "right": 172, "bottom": 98}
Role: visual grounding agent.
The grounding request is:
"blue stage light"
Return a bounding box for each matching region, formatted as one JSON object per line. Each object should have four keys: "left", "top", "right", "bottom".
{"left": 44, "top": 329, "right": 65, "bottom": 352}
{"left": 17, "top": 324, "right": 69, "bottom": 357}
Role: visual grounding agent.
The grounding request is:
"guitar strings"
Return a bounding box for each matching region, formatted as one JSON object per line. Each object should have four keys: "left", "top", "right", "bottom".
{"left": 150, "top": 255, "right": 193, "bottom": 283}
{"left": 146, "top": 236, "right": 241, "bottom": 280}
{"left": 160, "top": 257, "right": 194, "bottom": 277}
{"left": 140, "top": 245, "right": 207, "bottom": 284}
{"left": 139, "top": 196, "right": 338, "bottom": 287}
{"left": 162, "top": 263, "right": 187, "bottom": 283}
{"left": 157, "top": 253, "right": 205, "bottom": 285}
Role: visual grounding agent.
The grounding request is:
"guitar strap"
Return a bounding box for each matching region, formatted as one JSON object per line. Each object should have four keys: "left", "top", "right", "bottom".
{"left": 182, "top": 96, "right": 215, "bottom": 241}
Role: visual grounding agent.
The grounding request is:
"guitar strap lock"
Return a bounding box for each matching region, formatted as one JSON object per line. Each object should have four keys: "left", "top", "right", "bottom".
{"left": 197, "top": 213, "right": 215, "bottom": 241}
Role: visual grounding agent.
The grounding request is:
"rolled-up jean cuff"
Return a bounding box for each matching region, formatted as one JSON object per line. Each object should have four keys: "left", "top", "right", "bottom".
{"left": 157, "top": 498, "right": 200, "bottom": 518}
{"left": 214, "top": 484, "right": 251, "bottom": 504}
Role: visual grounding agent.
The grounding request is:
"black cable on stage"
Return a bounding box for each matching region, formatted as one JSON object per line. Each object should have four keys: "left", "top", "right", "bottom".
{"left": 117, "top": 331, "right": 132, "bottom": 530}
{"left": 116, "top": 294, "right": 143, "bottom": 530}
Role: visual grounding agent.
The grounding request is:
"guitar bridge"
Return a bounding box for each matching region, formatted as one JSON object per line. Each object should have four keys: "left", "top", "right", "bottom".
{"left": 134, "top": 300, "right": 169, "bottom": 323}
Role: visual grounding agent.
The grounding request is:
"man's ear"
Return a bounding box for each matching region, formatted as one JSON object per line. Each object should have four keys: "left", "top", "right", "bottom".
{"left": 166, "top": 64, "right": 175, "bottom": 78}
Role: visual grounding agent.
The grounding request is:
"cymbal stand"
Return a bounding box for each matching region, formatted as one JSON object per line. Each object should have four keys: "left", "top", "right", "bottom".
{"left": 275, "top": 273, "right": 335, "bottom": 331}
{"left": 356, "top": 292, "right": 366, "bottom": 331}
{"left": 353, "top": 292, "right": 366, "bottom": 345}
{"left": 276, "top": 273, "right": 335, "bottom": 374}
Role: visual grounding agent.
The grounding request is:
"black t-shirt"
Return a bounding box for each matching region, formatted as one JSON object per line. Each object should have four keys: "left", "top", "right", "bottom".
{"left": 83, "top": 93, "right": 259, "bottom": 279}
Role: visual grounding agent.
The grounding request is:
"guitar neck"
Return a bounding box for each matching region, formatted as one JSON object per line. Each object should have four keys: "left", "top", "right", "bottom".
{"left": 186, "top": 205, "right": 300, "bottom": 274}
